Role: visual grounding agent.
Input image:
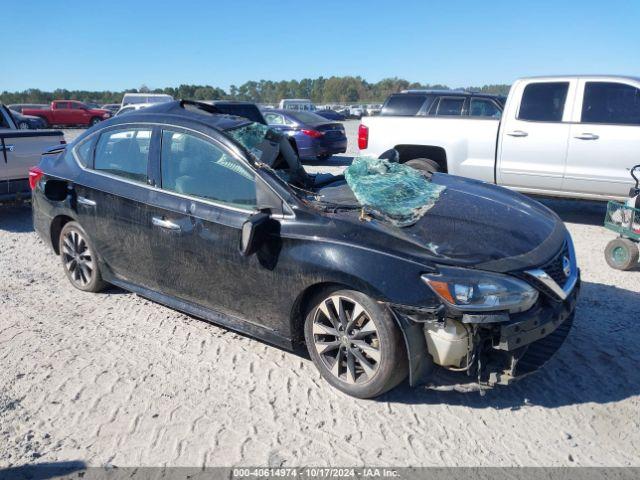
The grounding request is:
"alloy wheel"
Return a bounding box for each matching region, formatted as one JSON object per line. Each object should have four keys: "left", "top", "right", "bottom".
{"left": 311, "top": 295, "right": 381, "bottom": 384}
{"left": 61, "top": 229, "right": 96, "bottom": 288}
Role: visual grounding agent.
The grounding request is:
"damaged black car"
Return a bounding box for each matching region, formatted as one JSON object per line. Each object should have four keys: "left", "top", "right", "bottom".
{"left": 31, "top": 100, "right": 579, "bottom": 398}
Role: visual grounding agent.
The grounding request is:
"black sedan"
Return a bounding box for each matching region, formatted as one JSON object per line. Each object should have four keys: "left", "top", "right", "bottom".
{"left": 9, "top": 109, "right": 47, "bottom": 129}
{"left": 30, "top": 100, "right": 579, "bottom": 398}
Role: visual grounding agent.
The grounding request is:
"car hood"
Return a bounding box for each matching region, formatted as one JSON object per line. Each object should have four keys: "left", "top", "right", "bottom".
{"left": 319, "top": 172, "right": 567, "bottom": 273}
{"left": 393, "top": 173, "right": 567, "bottom": 272}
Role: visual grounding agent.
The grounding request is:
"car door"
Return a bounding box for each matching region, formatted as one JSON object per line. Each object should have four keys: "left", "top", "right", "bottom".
{"left": 146, "top": 127, "right": 284, "bottom": 329}
{"left": 497, "top": 80, "right": 576, "bottom": 190}
{"left": 52, "top": 102, "right": 72, "bottom": 124}
{"left": 72, "top": 125, "right": 160, "bottom": 288}
{"left": 69, "top": 101, "right": 90, "bottom": 125}
{"left": 563, "top": 80, "right": 640, "bottom": 198}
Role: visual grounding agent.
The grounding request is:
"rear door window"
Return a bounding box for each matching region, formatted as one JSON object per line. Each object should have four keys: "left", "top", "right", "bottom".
{"left": 264, "top": 113, "right": 285, "bottom": 125}
{"left": 160, "top": 130, "right": 256, "bottom": 209}
{"left": 380, "top": 95, "right": 427, "bottom": 116}
{"left": 581, "top": 82, "right": 640, "bottom": 125}
{"left": 518, "top": 82, "right": 569, "bottom": 122}
{"left": 469, "top": 98, "right": 502, "bottom": 118}
{"left": 94, "top": 128, "right": 152, "bottom": 183}
{"left": 434, "top": 97, "right": 465, "bottom": 116}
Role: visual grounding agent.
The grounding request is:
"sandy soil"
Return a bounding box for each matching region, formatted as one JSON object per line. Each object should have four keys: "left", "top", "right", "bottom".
{"left": 0, "top": 123, "right": 639, "bottom": 467}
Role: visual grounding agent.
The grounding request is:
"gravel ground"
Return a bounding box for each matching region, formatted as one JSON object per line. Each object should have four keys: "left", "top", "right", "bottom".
{"left": 0, "top": 123, "right": 639, "bottom": 467}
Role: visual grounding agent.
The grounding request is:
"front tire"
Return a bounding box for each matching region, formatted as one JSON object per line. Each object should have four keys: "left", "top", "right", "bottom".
{"left": 90, "top": 117, "right": 102, "bottom": 127}
{"left": 405, "top": 158, "right": 441, "bottom": 174}
{"left": 18, "top": 121, "right": 30, "bottom": 130}
{"left": 304, "top": 288, "right": 408, "bottom": 398}
{"left": 605, "top": 238, "right": 639, "bottom": 270}
{"left": 59, "top": 221, "right": 106, "bottom": 292}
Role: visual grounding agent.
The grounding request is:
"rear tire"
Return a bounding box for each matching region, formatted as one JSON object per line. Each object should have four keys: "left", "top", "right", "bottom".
{"left": 405, "top": 158, "right": 441, "bottom": 174}
{"left": 59, "top": 221, "right": 107, "bottom": 292}
{"left": 605, "top": 238, "right": 639, "bottom": 270}
{"left": 38, "top": 117, "right": 49, "bottom": 128}
{"left": 304, "top": 288, "right": 408, "bottom": 398}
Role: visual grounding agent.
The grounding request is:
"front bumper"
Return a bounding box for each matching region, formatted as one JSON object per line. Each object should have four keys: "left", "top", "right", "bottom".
{"left": 391, "top": 275, "right": 580, "bottom": 388}
{"left": 479, "top": 279, "right": 579, "bottom": 385}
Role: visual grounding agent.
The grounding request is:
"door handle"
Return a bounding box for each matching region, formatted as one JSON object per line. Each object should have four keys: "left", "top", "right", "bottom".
{"left": 77, "top": 196, "right": 97, "bottom": 207}
{"left": 574, "top": 133, "right": 599, "bottom": 140}
{"left": 506, "top": 130, "right": 528, "bottom": 137}
{"left": 152, "top": 216, "right": 181, "bottom": 230}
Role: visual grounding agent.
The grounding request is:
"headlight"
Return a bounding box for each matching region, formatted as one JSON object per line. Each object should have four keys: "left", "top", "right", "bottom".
{"left": 421, "top": 266, "right": 538, "bottom": 314}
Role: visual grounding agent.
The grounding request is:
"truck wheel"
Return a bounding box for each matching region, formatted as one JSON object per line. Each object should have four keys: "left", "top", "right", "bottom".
{"left": 90, "top": 117, "right": 102, "bottom": 127}
{"left": 405, "top": 158, "right": 441, "bottom": 174}
{"left": 605, "top": 238, "right": 639, "bottom": 270}
{"left": 304, "top": 288, "right": 408, "bottom": 398}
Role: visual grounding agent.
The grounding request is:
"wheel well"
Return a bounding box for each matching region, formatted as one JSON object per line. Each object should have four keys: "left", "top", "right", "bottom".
{"left": 394, "top": 145, "right": 448, "bottom": 172}
{"left": 50, "top": 215, "right": 74, "bottom": 255}
{"left": 289, "top": 282, "right": 350, "bottom": 345}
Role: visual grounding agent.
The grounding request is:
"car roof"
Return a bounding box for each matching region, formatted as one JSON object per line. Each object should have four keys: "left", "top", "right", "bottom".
{"left": 113, "top": 100, "right": 252, "bottom": 131}
{"left": 516, "top": 74, "right": 640, "bottom": 82}
{"left": 397, "top": 90, "right": 503, "bottom": 98}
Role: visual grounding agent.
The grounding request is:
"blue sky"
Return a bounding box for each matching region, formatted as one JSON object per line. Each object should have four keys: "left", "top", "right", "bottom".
{"left": 3, "top": 0, "right": 639, "bottom": 91}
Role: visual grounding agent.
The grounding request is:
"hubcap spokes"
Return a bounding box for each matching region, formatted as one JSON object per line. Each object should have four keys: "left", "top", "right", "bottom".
{"left": 313, "top": 296, "right": 381, "bottom": 385}
{"left": 62, "top": 230, "right": 94, "bottom": 287}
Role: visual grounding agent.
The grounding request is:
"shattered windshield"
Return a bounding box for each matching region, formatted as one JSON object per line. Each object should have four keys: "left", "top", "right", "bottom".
{"left": 228, "top": 123, "right": 273, "bottom": 161}
{"left": 344, "top": 157, "right": 446, "bottom": 227}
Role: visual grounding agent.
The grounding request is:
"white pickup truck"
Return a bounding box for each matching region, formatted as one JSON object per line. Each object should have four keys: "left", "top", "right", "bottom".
{"left": 359, "top": 75, "right": 640, "bottom": 200}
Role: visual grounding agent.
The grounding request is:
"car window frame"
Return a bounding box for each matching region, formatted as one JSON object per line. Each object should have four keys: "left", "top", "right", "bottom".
{"left": 516, "top": 81, "right": 571, "bottom": 123}
{"left": 468, "top": 97, "right": 503, "bottom": 119}
{"left": 579, "top": 80, "right": 640, "bottom": 126}
{"left": 157, "top": 126, "right": 259, "bottom": 212}
{"left": 92, "top": 126, "right": 155, "bottom": 185}
{"left": 71, "top": 122, "right": 292, "bottom": 216}
{"left": 264, "top": 112, "right": 285, "bottom": 125}
{"left": 429, "top": 96, "right": 468, "bottom": 117}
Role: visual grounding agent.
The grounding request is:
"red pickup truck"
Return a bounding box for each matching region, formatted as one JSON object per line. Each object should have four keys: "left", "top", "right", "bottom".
{"left": 23, "top": 100, "right": 112, "bottom": 127}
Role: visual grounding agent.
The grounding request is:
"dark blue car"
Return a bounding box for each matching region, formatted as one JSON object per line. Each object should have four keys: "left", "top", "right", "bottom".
{"left": 263, "top": 109, "right": 347, "bottom": 161}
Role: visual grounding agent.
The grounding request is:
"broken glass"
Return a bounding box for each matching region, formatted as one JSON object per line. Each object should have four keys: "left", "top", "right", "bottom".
{"left": 228, "top": 123, "right": 272, "bottom": 161}
{"left": 344, "top": 156, "right": 446, "bottom": 227}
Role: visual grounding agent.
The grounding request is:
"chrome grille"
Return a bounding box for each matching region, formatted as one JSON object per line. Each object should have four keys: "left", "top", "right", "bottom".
{"left": 540, "top": 242, "right": 570, "bottom": 288}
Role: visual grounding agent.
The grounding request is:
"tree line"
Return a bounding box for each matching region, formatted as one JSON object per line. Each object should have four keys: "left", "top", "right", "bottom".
{"left": 0, "top": 76, "right": 511, "bottom": 105}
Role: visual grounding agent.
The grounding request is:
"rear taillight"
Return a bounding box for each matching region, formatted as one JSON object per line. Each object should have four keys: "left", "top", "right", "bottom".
{"left": 301, "top": 129, "right": 324, "bottom": 138}
{"left": 28, "top": 166, "right": 44, "bottom": 190}
{"left": 358, "top": 124, "right": 369, "bottom": 149}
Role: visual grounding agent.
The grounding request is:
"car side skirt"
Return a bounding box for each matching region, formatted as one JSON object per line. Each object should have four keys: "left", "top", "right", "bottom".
{"left": 103, "top": 272, "right": 293, "bottom": 351}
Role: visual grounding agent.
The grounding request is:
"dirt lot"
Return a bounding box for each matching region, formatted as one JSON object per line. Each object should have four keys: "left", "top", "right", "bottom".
{"left": 1, "top": 123, "right": 639, "bottom": 467}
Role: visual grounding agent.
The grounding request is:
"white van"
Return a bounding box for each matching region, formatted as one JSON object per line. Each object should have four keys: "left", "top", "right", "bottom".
{"left": 121, "top": 93, "right": 174, "bottom": 108}
{"left": 278, "top": 99, "right": 315, "bottom": 111}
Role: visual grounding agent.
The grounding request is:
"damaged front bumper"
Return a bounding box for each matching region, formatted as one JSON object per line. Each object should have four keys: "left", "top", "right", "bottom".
{"left": 477, "top": 280, "right": 579, "bottom": 386}
{"left": 391, "top": 277, "right": 580, "bottom": 388}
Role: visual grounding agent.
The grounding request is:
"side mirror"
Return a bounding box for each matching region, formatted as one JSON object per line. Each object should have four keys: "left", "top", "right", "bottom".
{"left": 378, "top": 148, "right": 400, "bottom": 163}
{"left": 240, "top": 212, "right": 271, "bottom": 256}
